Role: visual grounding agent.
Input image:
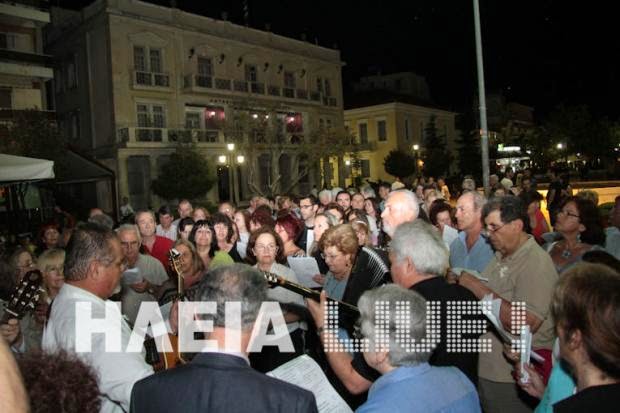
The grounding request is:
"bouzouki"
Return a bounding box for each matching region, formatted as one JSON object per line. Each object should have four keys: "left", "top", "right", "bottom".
{"left": 261, "top": 271, "right": 359, "bottom": 315}
{"left": 1, "top": 269, "right": 44, "bottom": 324}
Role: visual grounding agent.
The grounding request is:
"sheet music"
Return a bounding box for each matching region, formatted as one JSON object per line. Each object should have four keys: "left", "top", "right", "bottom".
{"left": 122, "top": 267, "right": 143, "bottom": 284}
{"left": 287, "top": 256, "right": 322, "bottom": 288}
{"left": 267, "top": 355, "right": 352, "bottom": 413}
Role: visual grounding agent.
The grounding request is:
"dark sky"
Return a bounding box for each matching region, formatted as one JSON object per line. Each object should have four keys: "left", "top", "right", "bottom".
{"left": 57, "top": 0, "right": 620, "bottom": 119}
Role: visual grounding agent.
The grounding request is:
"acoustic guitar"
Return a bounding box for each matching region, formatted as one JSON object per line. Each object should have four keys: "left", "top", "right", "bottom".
{"left": 1, "top": 269, "right": 44, "bottom": 324}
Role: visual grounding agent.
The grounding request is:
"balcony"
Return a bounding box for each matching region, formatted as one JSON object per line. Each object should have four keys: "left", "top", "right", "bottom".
{"left": 116, "top": 126, "right": 223, "bottom": 147}
{"left": 133, "top": 70, "right": 170, "bottom": 89}
{"left": 0, "top": 108, "right": 55, "bottom": 121}
{"left": 181, "top": 73, "right": 325, "bottom": 106}
{"left": 0, "top": 49, "right": 54, "bottom": 78}
{"left": 1, "top": 0, "right": 50, "bottom": 23}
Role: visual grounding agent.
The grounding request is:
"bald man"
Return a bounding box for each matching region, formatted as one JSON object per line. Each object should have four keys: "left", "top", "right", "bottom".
{"left": 380, "top": 190, "right": 420, "bottom": 237}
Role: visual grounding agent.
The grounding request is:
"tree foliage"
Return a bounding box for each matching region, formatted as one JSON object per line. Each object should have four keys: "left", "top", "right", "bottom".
{"left": 422, "top": 115, "right": 452, "bottom": 178}
{"left": 151, "top": 145, "right": 216, "bottom": 201}
{"left": 383, "top": 149, "right": 416, "bottom": 179}
{"left": 0, "top": 110, "right": 68, "bottom": 175}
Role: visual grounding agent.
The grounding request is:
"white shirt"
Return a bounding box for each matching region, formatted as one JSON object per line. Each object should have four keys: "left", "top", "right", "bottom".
{"left": 442, "top": 225, "right": 459, "bottom": 250}
{"left": 120, "top": 254, "right": 169, "bottom": 325}
{"left": 156, "top": 224, "right": 177, "bottom": 241}
{"left": 43, "top": 284, "right": 153, "bottom": 413}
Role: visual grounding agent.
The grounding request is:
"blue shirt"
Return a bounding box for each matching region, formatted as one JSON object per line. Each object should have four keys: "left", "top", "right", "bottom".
{"left": 357, "top": 363, "right": 480, "bottom": 413}
{"left": 449, "top": 231, "right": 495, "bottom": 274}
{"left": 605, "top": 226, "right": 620, "bottom": 260}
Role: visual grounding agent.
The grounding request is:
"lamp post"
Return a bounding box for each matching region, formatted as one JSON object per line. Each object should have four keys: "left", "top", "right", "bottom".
{"left": 219, "top": 143, "right": 244, "bottom": 204}
{"left": 412, "top": 144, "right": 420, "bottom": 177}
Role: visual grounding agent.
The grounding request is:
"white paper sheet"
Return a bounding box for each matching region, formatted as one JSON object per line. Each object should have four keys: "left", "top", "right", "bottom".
{"left": 287, "top": 256, "right": 322, "bottom": 288}
{"left": 267, "top": 355, "right": 352, "bottom": 413}
{"left": 122, "top": 267, "right": 143, "bottom": 284}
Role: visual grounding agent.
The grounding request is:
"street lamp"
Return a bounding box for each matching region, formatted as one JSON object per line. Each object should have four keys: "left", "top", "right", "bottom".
{"left": 219, "top": 144, "right": 243, "bottom": 204}
{"left": 412, "top": 144, "right": 420, "bottom": 176}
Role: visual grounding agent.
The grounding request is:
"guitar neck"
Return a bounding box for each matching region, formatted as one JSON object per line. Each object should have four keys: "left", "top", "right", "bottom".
{"left": 263, "top": 271, "right": 359, "bottom": 315}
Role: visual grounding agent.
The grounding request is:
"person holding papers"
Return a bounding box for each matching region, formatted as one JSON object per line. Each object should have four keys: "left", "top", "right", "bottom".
{"left": 246, "top": 227, "right": 307, "bottom": 371}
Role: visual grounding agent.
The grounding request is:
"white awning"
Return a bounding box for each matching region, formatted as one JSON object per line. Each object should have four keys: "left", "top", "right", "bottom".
{"left": 0, "top": 153, "right": 54, "bottom": 184}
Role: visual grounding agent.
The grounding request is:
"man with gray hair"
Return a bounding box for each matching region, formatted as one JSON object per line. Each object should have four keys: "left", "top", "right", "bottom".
{"left": 450, "top": 191, "right": 495, "bottom": 273}
{"left": 355, "top": 285, "right": 480, "bottom": 413}
{"left": 117, "top": 224, "right": 168, "bottom": 325}
{"left": 306, "top": 220, "right": 481, "bottom": 396}
{"left": 43, "top": 223, "right": 154, "bottom": 413}
{"left": 131, "top": 264, "right": 317, "bottom": 413}
{"left": 380, "top": 189, "right": 420, "bottom": 237}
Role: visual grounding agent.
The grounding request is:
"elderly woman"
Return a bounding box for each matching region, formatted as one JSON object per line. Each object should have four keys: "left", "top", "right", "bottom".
{"left": 37, "top": 248, "right": 65, "bottom": 300}
{"left": 356, "top": 285, "right": 480, "bottom": 412}
{"left": 211, "top": 212, "right": 243, "bottom": 262}
{"left": 518, "top": 263, "right": 620, "bottom": 411}
{"left": 234, "top": 209, "right": 251, "bottom": 259}
{"left": 520, "top": 190, "right": 550, "bottom": 245}
{"left": 176, "top": 217, "right": 194, "bottom": 241}
{"left": 189, "top": 219, "right": 233, "bottom": 271}
{"left": 274, "top": 212, "right": 304, "bottom": 257}
{"left": 545, "top": 197, "right": 605, "bottom": 274}
{"left": 246, "top": 226, "right": 306, "bottom": 371}
{"left": 319, "top": 224, "right": 390, "bottom": 334}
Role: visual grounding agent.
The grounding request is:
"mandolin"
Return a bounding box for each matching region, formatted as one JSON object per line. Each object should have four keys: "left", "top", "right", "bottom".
{"left": 261, "top": 271, "right": 359, "bottom": 315}
{"left": 1, "top": 269, "right": 44, "bottom": 324}
{"left": 145, "top": 248, "right": 185, "bottom": 371}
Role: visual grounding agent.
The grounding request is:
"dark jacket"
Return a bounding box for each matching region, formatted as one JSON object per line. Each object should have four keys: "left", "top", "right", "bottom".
{"left": 130, "top": 352, "right": 318, "bottom": 413}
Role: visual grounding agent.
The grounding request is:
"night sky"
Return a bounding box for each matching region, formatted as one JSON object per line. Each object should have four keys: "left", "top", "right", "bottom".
{"left": 57, "top": 0, "right": 620, "bottom": 119}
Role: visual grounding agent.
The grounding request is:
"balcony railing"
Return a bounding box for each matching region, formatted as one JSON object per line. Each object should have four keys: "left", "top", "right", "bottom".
{"left": 133, "top": 70, "right": 170, "bottom": 88}
{"left": 181, "top": 73, "right": 329, "bottom": 106}
{"left": 117, "top": 126, "right": 223, "bottom": 145}
{"left": 0, "top": 109, "right": 55, "bottom": 121}
{"left": 0, "top": 49, "right": 53, "bottom": 67}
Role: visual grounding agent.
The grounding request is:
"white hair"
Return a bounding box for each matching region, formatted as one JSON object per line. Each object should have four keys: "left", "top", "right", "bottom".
{"left": 386, "top": 189, "right": 420, "bottom": 218}
{"left": 318, "top": 189, "right": 333, "bottom": 202}
{"left": 360, "top": 185, "right": 376, "bottom": 199}
{"left": 390, "top": 220, "right": 449, "bottom": 276}
{"left": 358, "top": 284, "right": 430, "bottom": 366}
{"left": 331, "top": 187, "right": 343, "bottom": 199}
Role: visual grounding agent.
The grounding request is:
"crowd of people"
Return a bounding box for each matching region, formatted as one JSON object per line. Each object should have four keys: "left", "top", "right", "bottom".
{"left": 1, "top": 169, "right": 619, "bottom": 412}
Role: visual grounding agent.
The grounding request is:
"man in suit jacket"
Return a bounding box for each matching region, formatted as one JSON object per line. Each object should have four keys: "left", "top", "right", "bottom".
{"left": 130, "top": 264, "right": 317, "bottom": 413}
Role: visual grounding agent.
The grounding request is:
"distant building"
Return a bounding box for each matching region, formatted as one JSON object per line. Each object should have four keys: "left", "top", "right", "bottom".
{"left": 0, "top": 0, "right": 53, "bottom": 125}
{"left": 46, "top": 0, "right": 344, "bottom": 208}
{"left": 353, "top": 72, "right": 431, "bottom": 101}
{"left": 344, "top": 102, "right": 458, "bottom": 185}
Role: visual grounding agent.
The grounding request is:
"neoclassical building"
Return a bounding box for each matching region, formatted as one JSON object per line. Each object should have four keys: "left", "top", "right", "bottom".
{"left": 46, "top": 0, "right": 344, "bottom": 209}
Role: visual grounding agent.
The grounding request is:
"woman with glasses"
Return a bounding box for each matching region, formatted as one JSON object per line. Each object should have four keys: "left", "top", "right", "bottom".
{"left": 545, "top": 197, "right": 605, "bottom": 274}
{"left": 246, "top": 226, "right": 307, "bottom": 371}
{"left": 319, "top": 224, "right": 390, "bottom": 335}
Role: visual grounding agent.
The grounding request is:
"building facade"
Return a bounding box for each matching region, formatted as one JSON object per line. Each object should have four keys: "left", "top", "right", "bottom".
{"left": 46, "top": 0, "right": 344, "bottom": 209}
{"left": 344, "top": 102, "right": 458, "bottom": 186}
{"left": 0, "top": 0, "right": 53, "bottom": 122}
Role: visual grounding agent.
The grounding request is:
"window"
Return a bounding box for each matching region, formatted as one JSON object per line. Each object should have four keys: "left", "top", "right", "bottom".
{"left": 245, "top": 64, "right": 258, "bottom": 82}
{"left": 66, "top": 55, "right": 78, "bottom": 89}
{"left": 185, "top": 112, "right": 200, "bottom": 129}
{"left": 0, "top": 88, "right": 11, "bottom": 108}
{"left": 404, "top": 117, "right": 411, "bottom": 141}
{"left": 358, "top": 123, "right": 368, "bottom": 144}
{"left": 137, "top": 103, "right": 166, "bottom": 127}
{"left": 284, "top": 71, "right": 296, "bottom": 89}
{"left": 316, "top": 77, "right": 323, "bottom": 93}
{"left": 0, "top": 33, "right": 17, "bottom": 50}
{"left": 324, "top": 79, "right": 332, "bottom": 96}
{"left": 361, "top": 159, "right": 371, "bottom": 178}
{"left": 326, "top": 119, "right": 332, "bottom": 129}
{"left": 133, "top": 46, "right": 163, "bottom": 72}
{"left": 69, "top": 111, "right": 80, "bottom": 140}
{"left": 198, "top": 57, "right": 213, "bottom": 76}
{"left": 377, "top": 120, "right": 387, "bottom": 141}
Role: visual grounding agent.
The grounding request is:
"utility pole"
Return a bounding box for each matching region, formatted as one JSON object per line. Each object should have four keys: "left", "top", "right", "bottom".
{"left": 473, "top": 0, "right": 490, "bottom": 195}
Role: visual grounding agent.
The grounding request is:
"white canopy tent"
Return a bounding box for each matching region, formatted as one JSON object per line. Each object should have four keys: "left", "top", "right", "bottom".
{"left": 0, "top": 153, "right": 55, "bottom": 184}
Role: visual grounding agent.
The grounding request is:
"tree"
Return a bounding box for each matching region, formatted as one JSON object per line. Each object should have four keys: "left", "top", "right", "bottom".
{"left": 383, "top": 149, "right": 416, "bottom": 179}
{"left": 151, "top": 145, "right": 216, "bottom": 201}
{"left": 422, "top": 115, "right": 452, "bottom": 178}
{"left": 0, "top": 110, "right": 68, "bottom": 174}
{"left": 221, "top": 100, "right": 355, "bottom": 196}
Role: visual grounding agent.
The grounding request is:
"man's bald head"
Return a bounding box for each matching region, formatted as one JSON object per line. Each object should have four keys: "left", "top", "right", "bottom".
{"left": 381, "top": 190, "right": 420, "bottom": 237}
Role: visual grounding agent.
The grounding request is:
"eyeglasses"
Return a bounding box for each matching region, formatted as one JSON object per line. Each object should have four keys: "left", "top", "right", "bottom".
{"left": 558, "top": 209, "right": 580, "bottom": 219}
{"left": 482, "top": 222, "right": 507, "bottom": 237}
{"left": 321, "top": 252, "right": 343, "bottom": 261}
{"left": 254, "top": 244, "right": 278, "bottom": 252}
